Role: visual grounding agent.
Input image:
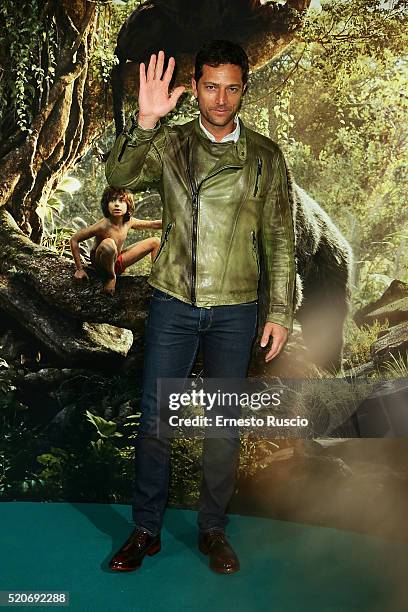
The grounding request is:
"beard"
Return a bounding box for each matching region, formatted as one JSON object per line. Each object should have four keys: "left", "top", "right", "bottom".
{"left": 198, "top": 95, "right": 243, "bottom": 129}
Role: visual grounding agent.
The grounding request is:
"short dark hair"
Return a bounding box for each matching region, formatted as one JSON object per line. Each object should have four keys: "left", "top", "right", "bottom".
{"left": 100, "top": 186, "right": 134, "bottom": 222}
{"left": 194, "top": 40, "right": 249, "bottom": 87}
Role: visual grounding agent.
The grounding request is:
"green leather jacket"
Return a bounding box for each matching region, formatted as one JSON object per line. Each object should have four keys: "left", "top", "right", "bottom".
{"left": 105, "top": 115, "right": 296, "bottom": 333}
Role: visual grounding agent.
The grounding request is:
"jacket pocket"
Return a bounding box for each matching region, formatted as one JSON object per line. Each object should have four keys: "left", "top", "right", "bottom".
{"left": 253, "top": 157, "right": 263, "bottom": 197}
{"left": 251, "top": 230, "right": 260, "bottom": 276}
{"left": 154, "top": 221, "right": 174, "bottom": 263}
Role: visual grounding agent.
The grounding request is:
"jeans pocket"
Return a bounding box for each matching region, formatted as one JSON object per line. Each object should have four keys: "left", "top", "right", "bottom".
{"left": 239, "top": 300, "right": 258, "bottom": 306}
{"left": 152, "top": 288, "right": 176, "bottom": 302}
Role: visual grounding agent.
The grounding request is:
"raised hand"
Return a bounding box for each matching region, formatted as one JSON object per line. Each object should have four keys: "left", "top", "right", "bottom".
{"left": 138, "top": 51, "right": 185, "bottom": 129}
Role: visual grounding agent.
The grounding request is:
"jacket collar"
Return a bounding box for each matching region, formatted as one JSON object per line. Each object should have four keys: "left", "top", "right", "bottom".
{"left": 192, "top": 116, "right": 247, "bottom": 165}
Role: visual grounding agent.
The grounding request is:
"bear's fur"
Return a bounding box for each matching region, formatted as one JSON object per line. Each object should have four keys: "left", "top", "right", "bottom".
{"left": 281, "top": 165, "right": 353, "bottom": 372}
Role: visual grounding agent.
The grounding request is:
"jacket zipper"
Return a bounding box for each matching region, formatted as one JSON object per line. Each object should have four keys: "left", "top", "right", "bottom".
{"left": 191, "top": 190, "right": 200, "bottom": 304}
{"left": 186, "top": 139, "right": 199, "bottom": 304}
{"left": 154, "top": 221, "right": 173, "bottom": 263}
{"left": 254, "top": 157, "right": 263, "bottom": 196}
{"left": 186, "top": 140, "right": 244, "bottom": 305}
{"left": 118, "top": 139, "right": 128, "bottom": 162}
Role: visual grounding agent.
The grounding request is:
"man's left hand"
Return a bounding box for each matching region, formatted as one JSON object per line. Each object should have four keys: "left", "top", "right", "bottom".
{"left": 260, "top": 322, "right": 288, "bottom": 362}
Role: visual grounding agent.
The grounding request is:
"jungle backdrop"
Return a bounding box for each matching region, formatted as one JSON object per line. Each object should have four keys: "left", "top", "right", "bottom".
{"left": 1, "top": 0, "right": 407, "bottom": 537}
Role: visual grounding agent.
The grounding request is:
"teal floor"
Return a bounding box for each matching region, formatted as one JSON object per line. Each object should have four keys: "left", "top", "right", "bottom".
{"left": 1, "top": 503, "right": 407, "bottom": 612}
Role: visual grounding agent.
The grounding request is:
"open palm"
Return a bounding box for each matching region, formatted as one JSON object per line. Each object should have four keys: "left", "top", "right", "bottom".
{"left": 139, "top": 51, "right": 185, "bottom": 123}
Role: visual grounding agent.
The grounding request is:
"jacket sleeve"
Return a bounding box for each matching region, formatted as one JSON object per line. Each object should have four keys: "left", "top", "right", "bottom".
{"left": 261, "top": 146, "right": 296, "bottom": 334}
{"left": 105, "top": 115, "right": 168, "bottom": 192}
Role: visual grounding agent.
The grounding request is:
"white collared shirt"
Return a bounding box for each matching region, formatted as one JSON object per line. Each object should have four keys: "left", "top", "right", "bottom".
{"left": 199, "top": 115, "right": 240, "bottom": 143}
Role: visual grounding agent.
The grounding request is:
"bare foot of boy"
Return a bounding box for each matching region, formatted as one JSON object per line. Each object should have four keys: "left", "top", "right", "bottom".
{"left": 103, "top": 276, "right": 116, "bottom": 295}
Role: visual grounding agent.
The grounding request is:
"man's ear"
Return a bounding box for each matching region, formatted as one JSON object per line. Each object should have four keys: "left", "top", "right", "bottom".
{"left": 242, "top": 83, "right": 248, "bottom": 96}
{"left": 191, "top": 77, "right": 198, "bottom": 98}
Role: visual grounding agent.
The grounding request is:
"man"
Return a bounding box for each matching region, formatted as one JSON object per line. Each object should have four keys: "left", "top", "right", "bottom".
{"left": 105, "top": 40, "right": 296, "bottom": 574}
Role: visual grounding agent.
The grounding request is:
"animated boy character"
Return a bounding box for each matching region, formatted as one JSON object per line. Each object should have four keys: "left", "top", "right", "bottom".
{"left": 70, "top": 186, "right": 162, "bottom": 294}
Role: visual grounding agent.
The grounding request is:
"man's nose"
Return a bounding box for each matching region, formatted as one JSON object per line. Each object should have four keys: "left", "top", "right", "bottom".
{"left": 216, "top": 88, "right": 227, "bottom": 105}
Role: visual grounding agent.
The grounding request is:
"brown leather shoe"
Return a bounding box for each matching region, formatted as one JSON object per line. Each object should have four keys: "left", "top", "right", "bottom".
{"left": 199, "top": 531, "right": 240, "bottom": 574}
{"left": 109, "top": 528, "right": 161, "bottom": 572}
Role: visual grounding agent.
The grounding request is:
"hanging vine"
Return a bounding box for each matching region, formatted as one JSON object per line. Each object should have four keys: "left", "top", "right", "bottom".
{"left": 0, "top": 1, "right": 58, "bottom": 134}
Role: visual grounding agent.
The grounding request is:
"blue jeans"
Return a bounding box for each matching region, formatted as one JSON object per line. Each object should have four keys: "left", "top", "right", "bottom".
{"left": 132, "top": 288, "right": 258, "bottom": 535}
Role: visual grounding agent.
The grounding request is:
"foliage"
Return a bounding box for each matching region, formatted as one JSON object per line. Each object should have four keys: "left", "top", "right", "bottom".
{"left": 86, "top": 409, "right": 123, "bottom": 450}
{"left": 0, "top": 0, "right": 140, "bottom": 135}
{"left": 0, "top": 363, "right": 140, "bottom": 502}
{"left": 240, "top": 1, "right": 408, "bottom": 315}
{"left": 0, "top": 0, "right": 57, "bottom": 132}
{"left": 343, "top": 318, "right": 389, "bottom": 369}
{"left": 0, "top": 351, "right": 278, "bottom": 504}
{"left": 381, "top": 351, "right": 408, "bottom": 378}
{"left": 38, "top": 176, "right": 85, "bottom": 256}
{"left": 89, "top": 1, "right": 141, "bottom": 86}
{"left": 35, "top": 448, "right": 78, "bottom": 498}
{"left": 168, "top": 439, "right": 203, "bottom": 507}
{"left": 239, "top": 435, "right": 281, "bottom": 479}
{"left": 38, "top": 177, "right": 80, "bottom": 227}
{"left": 300, "top": 0, "right": 408, "bottom": 98}
{"left": 0, "top": 371, "right": 37, "bottom": 498}
{"left": 290, "top": 50, "right": 408, "bottom": 309}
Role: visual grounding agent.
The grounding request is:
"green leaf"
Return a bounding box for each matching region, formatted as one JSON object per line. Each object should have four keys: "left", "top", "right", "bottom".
{"left": 56, "top": 176, "right": 81, "bottom": 194}
{"left": 85, "top": 410, "right": 122, "bottom": 439}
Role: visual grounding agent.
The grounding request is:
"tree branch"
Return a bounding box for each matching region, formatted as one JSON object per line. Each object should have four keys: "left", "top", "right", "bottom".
{"left": 0, "top": 209, "right": 151, "bottom": 331}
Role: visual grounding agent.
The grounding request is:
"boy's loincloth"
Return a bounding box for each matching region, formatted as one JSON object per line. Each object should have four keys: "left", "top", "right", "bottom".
{"left": 114, "top": 253, "right": 126, "bottom": 276}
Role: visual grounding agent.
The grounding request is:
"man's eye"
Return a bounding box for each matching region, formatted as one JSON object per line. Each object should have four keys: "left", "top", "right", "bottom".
{"left": 229, "top": 88, "right": 239, "bottom": 93}
{"left": 206, "top": 86, "right": 215, "bottom": 90}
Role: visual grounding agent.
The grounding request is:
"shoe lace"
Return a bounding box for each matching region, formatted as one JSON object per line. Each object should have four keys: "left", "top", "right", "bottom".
{"left": 134, "top": 529, "right": 150, "bottom": 542}
{"left": 208, "top": 531, "right": 227, "bottom": 545}
{"left": 125, "top": 528, "right": 149, "bottom": 549}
